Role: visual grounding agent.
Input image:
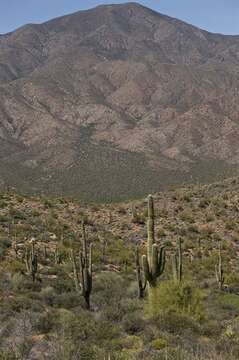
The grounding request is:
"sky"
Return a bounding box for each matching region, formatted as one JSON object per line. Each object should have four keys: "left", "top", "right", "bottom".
{"left": 0, "top": 0, "right": 238, "bottom": 35}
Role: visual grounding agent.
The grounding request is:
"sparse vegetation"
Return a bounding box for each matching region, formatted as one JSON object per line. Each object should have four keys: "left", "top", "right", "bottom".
{"left": 1, "top": 177, "right": 239, "bottom": 359}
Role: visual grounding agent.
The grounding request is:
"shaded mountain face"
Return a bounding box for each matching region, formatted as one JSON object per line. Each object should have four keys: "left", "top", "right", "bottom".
{"left": 1, "top": 2, "right": 239, "bottom": 201}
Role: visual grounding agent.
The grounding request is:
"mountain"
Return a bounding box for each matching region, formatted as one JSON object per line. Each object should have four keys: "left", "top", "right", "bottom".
{"left": 1, "top": 2, "right": 239, "bottom": 201}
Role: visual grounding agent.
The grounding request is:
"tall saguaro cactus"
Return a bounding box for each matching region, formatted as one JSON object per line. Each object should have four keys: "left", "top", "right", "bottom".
{"left": 70, "top": 221, "right": 93, "bottom": 309}
{"left": 25, "top": 238, "right": 38, "bottom": 282}
{"left": 172, "top": 238, "right": 183, "bottom": 283}
{"left": 215, "top": 243, "right": 224, "bottom": 290}
{"left": 142, "top": 195, "right": 166, "bottom": 287}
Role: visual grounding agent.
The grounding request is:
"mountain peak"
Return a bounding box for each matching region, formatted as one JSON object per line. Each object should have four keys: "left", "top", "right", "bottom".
{"left": 0, "top": 3, "right": 239, "bottom": 200}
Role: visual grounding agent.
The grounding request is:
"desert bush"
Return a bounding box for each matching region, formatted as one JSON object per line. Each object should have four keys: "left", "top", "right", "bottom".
{"left": 40, "top": 286, "right": 56, "bottom": 306}
{"left": 10, "top": 273, "right": 25, "bottom": 291}
{"left": 179, "top": 212, "right": 194, "bottom": 223}
{"left": 146, "top": 281, "right": 205, "bottom": 320}
{"left": 225, "top": 219, "right": 238, "bottom": 231}
{"left": 216, "top": 293, "right": 239, "bottom": 314}
{"left": 150, "top": 337, "right": 168, "bottom": 351}
{"left": 122, "top": 312, "right": 144, "bottom": 335}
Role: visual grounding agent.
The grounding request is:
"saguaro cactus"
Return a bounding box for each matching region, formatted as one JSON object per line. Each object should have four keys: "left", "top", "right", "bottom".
{"left": 12, "top": 235, "right": 18, "bottom": 259}
{"left": 70, "top": 221, "right": 93, "bottom": 309}
{"left": 131, "top": 203, "right": 137, "bottom": 223}
{"left": 25, "top": 238, "right": 38, "bottom": 282}
{"left": 172, "top": 238, "right": 183, "bottom": 283}
{"left": 142, "top": 195, "right": 166, "bottom": 287}
{"left": 135, "top": 246, "right": 146, "bottom": 298}
{"left": 43, "top": 245, "right": 47, "bottom": 261}
{"left": 215, "top": 243, "right": 224, "bottom": 290}
{"left": 54, "top": 247, "right": 63, "bottom": 265}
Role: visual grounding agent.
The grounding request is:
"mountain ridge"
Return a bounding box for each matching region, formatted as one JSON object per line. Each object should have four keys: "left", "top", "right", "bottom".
{"left": 1, "top": 2, "right": 239, "bottom": 201}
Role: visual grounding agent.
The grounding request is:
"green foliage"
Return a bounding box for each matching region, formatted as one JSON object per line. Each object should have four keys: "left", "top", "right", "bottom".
{"left": 146, "top": 281, "right": 205, "bottom": 320}
{"left": 180, "top": 211, "right": 195, "bottom": 223}
{"left": 198, "top": 198, "right": 210, "bottom": 208}
{"left": 225, "top": 272, "right": 239, "bottom": 285}
{"left": 122, "top": 312, "right": 144, "bottom": 335}
{"left": 0, "top": 237, "right": 11, "bottom": 258}
{"left": 9, "top": 207, "right": 27, "bottom": 220}
{"left": 150, "top": 337, "right": 168, "bottom": 350}
{"left": 43, "top": 199, "right": 54, "bottom": 209}
{"left": 5, "top": 259, "right": 25, "bottom": 274}
{"left": 0, "top": 214, "right": 10, "bottom": 224}
{"left": 54, "top": 308, "right": 121, "bottom": 356}
{"left": 217, "top": 293, "right": 239, "bottom": 312}
{"left": 157, "top": 227, "right": 166, "bottom": 237}
{"left": 10, "top": 273, "right": 25, "bottom": 291}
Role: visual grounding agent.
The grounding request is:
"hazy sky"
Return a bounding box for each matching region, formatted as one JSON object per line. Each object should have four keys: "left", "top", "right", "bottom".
{"left": 0, "top": 0, "right": 238, "bottom": 35}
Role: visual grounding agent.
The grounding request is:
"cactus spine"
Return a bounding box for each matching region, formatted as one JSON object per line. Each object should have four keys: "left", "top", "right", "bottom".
{"left": 25, "top": 239, "right": 38, "bottom": 282}
{"left": 215, "top": 243, "right": 224, "bottom": 290}
{"left": 142, "top": 195, "right": 166, "bottom": 287}
{"left": 172, "top": 238, "right": 183, "bottom": 283}
{"left": 136, "top": 246, "right": 146, "bottom": 298}
{"left": 70, "top": 221, "right": 93, "bottom": 309}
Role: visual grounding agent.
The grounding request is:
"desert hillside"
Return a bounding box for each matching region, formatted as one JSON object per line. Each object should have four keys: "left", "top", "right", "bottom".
{"left": 1, "top": 3, "right": 239, "bottom": 200}
{"left": 1, "top": 177, "right": 239, "bottom": 359}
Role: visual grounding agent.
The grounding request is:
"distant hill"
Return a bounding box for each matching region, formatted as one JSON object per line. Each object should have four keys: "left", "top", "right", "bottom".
{"left": 1, "top": 2, "right": 239, "bottom": 200}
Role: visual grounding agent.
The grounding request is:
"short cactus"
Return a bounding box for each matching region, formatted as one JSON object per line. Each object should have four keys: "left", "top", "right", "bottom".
{"left": 142, "top": 195, "right": 166, "bottom": 287}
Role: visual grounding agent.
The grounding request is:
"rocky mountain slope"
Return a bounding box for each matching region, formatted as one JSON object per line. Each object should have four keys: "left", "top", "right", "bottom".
{"left": 1, "top": 2, "right": 239, "bottom": 200}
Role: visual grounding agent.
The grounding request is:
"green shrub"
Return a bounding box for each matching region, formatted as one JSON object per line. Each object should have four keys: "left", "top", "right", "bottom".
{"left": 225, "top": 219, "right": 237, "bottom": 231}
{"left": 146, "top": 281, "right": 205, "bottom": 320}
{"left": 6, "top": 259, "right": 25, "bottom": 274}
{"left": 199, "top": 198, "right": 210, "bottom": 208}
{"left": 122, "top": 312, "right": 144, "bottom": 335}
{"left": 180, "top": 212, "right": 194, "bottom": 223}
{"left": 10, "top": 273, "right": 25, "bottom": 291}
{"left": 40, "top": 286, "right": 56, "bottom": 305}
{"left": 151, "top": 337, "right": 167, "bottom": 350}
{"left": 205, "top": 213, "right": 215, "bottom": 222}
{"left": 217, "top": 293, "right": 239, "bottom": 312}
{"left": 157, "top": 227, "right": 166, "bottom": 237}
{"left": 187, "top": 225, "right": 199, "bottom": 234}
{"left": 0, "top": 214, "right": 10, "bottom": 224}
{"left": 9, "top": 208, "right": 26, "bottom": 220}
{"left": 155, "top": 312, "right": 200, "bottom": 335}
{"left": 226, "top": 272, "right": 239, "bottom": 285}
